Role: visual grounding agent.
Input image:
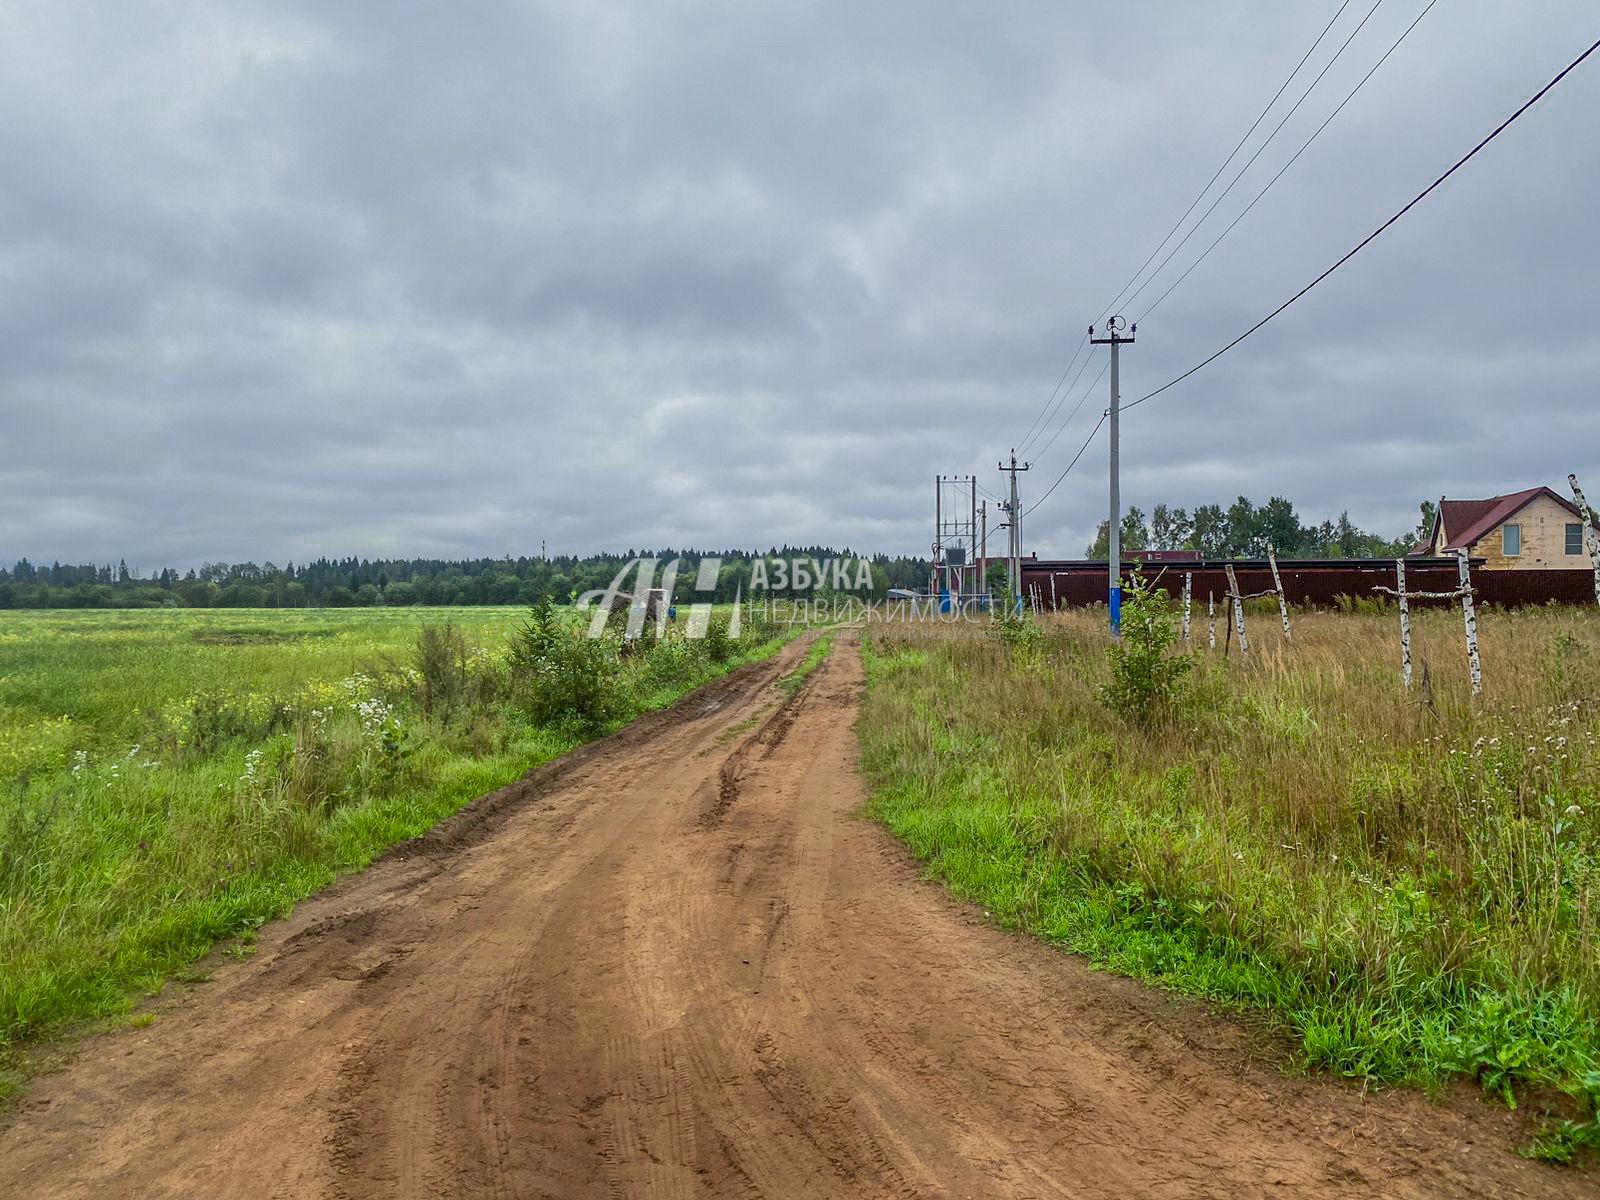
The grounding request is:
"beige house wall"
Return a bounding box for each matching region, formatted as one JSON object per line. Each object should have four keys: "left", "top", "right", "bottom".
{"left": 1467, "top": 494, "right": 1590, "bottom": 570}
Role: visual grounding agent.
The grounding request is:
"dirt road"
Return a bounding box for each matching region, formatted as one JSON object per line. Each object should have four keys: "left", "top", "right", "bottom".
{"left": 1, "top": 633, "right": 1585, "bottom": 1198}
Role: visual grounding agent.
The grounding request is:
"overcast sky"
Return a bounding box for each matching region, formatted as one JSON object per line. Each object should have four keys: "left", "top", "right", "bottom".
{"left": 2, "top": 1, "right": 1596, "bottom": 568}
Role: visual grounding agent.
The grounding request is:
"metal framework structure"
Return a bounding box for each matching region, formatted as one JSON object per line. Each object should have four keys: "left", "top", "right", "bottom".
{"left": 933, "top": 474, "right": 979, "bottom": 601}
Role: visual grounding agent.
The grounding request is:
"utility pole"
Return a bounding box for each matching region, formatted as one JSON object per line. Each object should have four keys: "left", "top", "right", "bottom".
{"left": 970, "top": 478, "right": 978, "bottom": 596}
{"left": 979, "top": 500, "right": 988, "bottom": 594}
{"left": 997, "top": 451, "right": 1030, "bottom": 605}
{"left": 1089, "top": 316, "right": 1135, "bottom": 635}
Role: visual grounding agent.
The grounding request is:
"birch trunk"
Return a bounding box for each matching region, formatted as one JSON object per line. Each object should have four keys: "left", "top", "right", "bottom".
{"left": 1267, "top": 545, "right": 1292, "bottom": 642}
{"left": 1224, "top": 563, "right": 1248, "bottom": 655}
{"left": 1396, "top": 559, "right": 1412, "bottom": 689}
{"left": 1457, "top": 549, "right": 1482, "bottom": 696}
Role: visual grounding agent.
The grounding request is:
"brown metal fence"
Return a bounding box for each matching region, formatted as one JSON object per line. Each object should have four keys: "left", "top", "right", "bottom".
{"left": 1021, "top": 559, "right": 1599, "bottom": 610}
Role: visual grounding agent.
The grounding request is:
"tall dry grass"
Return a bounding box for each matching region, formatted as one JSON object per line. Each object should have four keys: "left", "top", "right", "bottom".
{"left": 859, "top": 601, "right": 1600, "bottom": 1152}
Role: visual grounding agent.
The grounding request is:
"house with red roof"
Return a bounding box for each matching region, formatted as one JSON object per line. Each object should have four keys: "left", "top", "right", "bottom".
{"left": 1412, "top": 486, "right": 1598, "bottom": 570}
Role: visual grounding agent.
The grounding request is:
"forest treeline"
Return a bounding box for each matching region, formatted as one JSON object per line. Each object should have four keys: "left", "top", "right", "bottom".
{"left": 0, "top": 549, "right": 934, "bottom": 610}
{"left": 1, "top": 496, "right": 1432, "bottom": 610}
{"left": 1086, "top": 496, "right": 1427, "bottom": 560}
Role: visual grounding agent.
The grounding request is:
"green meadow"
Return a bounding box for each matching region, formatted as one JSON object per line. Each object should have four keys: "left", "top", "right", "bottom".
{"left": 0, "top": 604, "right": 785, "bottom": 1095}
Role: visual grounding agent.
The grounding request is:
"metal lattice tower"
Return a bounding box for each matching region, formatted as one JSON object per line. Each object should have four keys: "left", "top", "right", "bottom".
{"left": 933, "top": 475, "right": 979, "bottom": 598}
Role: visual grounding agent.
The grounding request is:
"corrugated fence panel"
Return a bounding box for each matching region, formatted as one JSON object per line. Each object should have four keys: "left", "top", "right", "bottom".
{"left": 1022, "top": 562, "right": 1598, "bottom": 610}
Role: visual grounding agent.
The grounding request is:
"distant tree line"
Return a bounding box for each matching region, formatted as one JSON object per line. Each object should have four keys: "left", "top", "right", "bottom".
{"left": 0, "top": 549, "right": 934, "bottom": 610}
{"left": 1085, "top": 496, "right": 1431, "bottom": 560}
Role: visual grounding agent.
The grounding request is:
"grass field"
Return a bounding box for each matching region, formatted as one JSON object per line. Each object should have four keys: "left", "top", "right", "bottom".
{"left": 859, "top": 601, "right": 1600, "bottom": 1159}
{"left": 0, "top": 604, "right": 788, "bottom": 1095}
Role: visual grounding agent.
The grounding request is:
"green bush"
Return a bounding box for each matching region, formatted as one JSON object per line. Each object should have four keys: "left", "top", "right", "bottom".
{"left": 514, "top": 595, "right": 564, "bottom": 664}
{"left": 1098, "top": 572, "right": 1193, "bottom": 728}
{"left": 412, "top": 622, "right": 468, "bottom": 718}
{"left": 703, "top": 613, "right": 734, "bottom": 663}
{"left": 511, "top": 601, "right": 621, "bottom": 730}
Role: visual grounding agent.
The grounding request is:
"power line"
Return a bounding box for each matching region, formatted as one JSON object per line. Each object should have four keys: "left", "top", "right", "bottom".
{"left": 1015, "top": 333, "right": 1087, "bottom": 452}
{"left": 1020, "top": 343, "right": 1099, "bottom": 455}
{"left": 1138, "top": 0, "right": 1440, "bottom": 323}
{"left": 1097, "top": 0, "right": 1356, "bottom": 321}
{"left": 1124, "top": 32, "right": 1600, "bottom": 415}
{"left": 1016, "top": 3, "right": 1358, "bottom": 457}
{"left": 1024, "top": 410, "right": 1108, "bottom": 519}
{"left": 1120, "top": 0, "right": 1386, "bottom": 316}
{"left": 1030, "top": 358, "right": 1110, "bottom": 464}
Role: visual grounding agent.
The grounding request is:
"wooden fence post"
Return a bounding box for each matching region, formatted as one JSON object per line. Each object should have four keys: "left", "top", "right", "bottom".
{"left": 1181, "top": 573, "right": 1192, "bottom": 640}
{"left": 1396, "top": 558, "right": 1412, "bottom": 690}
{"left": 1207, "top": 591, "right": 1216, "bottom": 650}
{"left": 1571, "top": 472, "right": 1600, "bottom": 607}
{"left": 1267, "top": 545, "right": 1292, "bottom": 642}
{"left": 1457, "top": 549, "right": 1482, "bottom": 696}
{"left": 1224, "top": 563, "right": 1248, "bottom": 654}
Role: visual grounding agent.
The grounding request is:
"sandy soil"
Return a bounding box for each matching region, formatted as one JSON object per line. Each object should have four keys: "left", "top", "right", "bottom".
{"left": 1, "top": 631, "right": 1588, "bottom": 1198}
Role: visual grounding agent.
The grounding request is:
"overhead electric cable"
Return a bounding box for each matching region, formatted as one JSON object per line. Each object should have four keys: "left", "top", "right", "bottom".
{"left": 1019, "top": 340, "right": 1097, "bottom": 454}
{"left": 1138, "top": 0, "right": 1440, "bottom": 323}
{"left": 1015, "top": 333, "right": 1088, "bottom": 454}
{"left": 976, "top": 482, "right": 1008, "bottom": 506}
{"left": 1123, "top": 33, "right": 1600, "bottom": 415}
{"left": 1120, "top": 0, "right": 1386, "bottom": 315}
{"left": 1029, "top": 359, "right": 1110, "bottom": 464}
{"left": 1097, "top": 0, "right": 1356, "bottom": 321}
{"left": 1023, "top": 411, "right": 1107, "bottom": 518}
{"left": 1016, "top": 4, "right": 1364, "bottom": 460}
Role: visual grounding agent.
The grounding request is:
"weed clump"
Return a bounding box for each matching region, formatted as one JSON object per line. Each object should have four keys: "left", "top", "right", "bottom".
{"left": 990, "top": 587, "right": 1041, "bottom": 653}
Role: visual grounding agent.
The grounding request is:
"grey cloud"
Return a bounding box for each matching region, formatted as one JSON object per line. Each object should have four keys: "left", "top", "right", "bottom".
{"left": 1, "top": 0, "right": 1596, "bottom": 567}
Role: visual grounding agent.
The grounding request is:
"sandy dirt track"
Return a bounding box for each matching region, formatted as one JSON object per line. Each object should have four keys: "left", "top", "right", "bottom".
{"left": 0, "top": 632, "right": 1587, "bottom": 1198}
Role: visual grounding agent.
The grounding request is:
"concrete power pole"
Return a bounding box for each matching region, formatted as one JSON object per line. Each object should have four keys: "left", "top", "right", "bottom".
{"left": 998, "top": 452, "right": 1030, "bottom": 605}
{"left": 970, "top": 479, "right": 978, "bottom": 596}
{"left": 979, "top": 500, "right": 988, "bottom": 595}
{"left": 1090, "top": 317, "right": 1135, "bottom": 635}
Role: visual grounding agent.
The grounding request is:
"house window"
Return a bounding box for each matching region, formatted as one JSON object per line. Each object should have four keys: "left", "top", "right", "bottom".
{"left": 1571, "top": 524, "right": 1587, "bottom": 555}
{"left": 1502, "top": 523, "right": 1521, "bottom": 556}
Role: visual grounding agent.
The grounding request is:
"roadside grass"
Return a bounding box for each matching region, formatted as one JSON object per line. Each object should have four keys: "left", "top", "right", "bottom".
{"left": 0, "top": 604, "right": 794, "bottom": 1093}
{"left": 857, "top": 604, "right": 1600, "bottom": 1160}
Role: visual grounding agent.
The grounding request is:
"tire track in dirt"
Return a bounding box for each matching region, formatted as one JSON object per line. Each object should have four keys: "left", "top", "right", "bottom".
{"left": 0, "top": 630, "right": 1587, "bottom": 1198}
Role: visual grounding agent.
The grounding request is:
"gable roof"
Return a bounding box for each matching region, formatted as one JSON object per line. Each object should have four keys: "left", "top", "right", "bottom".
{"left": 1437, "top": 486, "right": 1584, "bottom": 550}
